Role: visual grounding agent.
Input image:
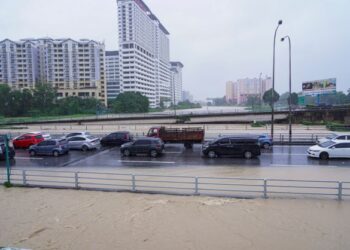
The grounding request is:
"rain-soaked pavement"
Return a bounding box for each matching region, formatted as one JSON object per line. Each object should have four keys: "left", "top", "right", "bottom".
{"left": 1, "top": 144, "right": 350, "bottom": 170}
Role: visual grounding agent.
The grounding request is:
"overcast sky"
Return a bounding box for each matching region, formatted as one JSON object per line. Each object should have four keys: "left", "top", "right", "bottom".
{"left": 1, "top": 0, "right": 349, "bottom": 100}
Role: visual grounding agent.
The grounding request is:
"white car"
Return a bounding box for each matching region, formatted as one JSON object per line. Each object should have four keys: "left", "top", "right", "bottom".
{"left": 28, "top": 131, "right": 51, "bottom": 140}
{"left": 67, "top": 135, "right": 100, "bottom": 151}
{"left": 308, "top": 141, "right": 350, "bottom": 160}
{"left": 62, "top": 132, "right": 91, "bottom": 140}
{"left": 317, "top": 133, "right": 350, "bottom": 144}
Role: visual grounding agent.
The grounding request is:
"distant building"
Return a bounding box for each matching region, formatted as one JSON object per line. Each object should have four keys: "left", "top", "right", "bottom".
{"left": 182, "top": 90, "right": 193, "bottom": 103}
{"left": 0, "top": 38, "right": 107, "bottom": 105}
{"left": 117, "top": 0, "right": 171, "bottom": 108}
{"left": 105, "top": 51, "right": 120, "bottom": 102}
{"left": 170, "top": 61, "right": 183, "bottom": 105}
{"left": 225, "top": 76, "right": 272, "bottom": 105}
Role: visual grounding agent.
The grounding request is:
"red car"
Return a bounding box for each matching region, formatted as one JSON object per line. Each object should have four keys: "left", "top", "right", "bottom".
{"left": 13, "top": 133, "right": 45, "bottom": 149}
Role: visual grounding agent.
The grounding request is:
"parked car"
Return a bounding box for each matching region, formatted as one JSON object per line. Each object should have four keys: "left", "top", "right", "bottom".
{"left": 120, "top": 138, "right": 164, "bottom": 157}
{"left": 62, "top": 132, "right": 91, "bottom": 140}
{"left": 67, "top": 135, "right": 100, "bottom": 151}
{"left": 13, "top": 133, "right": 45, "bottom": 149}
{"left": 100, "top": 131, "right": 133, "bottom": 147}
{"left": 308, "top": 141, "right": 350, "bottom": 160}
{"left": 28, "top": 139, "right": 69, "bottom": 157}
{"left": 28, "top": 131, "right": 51, "bottom": 140}
{"left": 202, "top": 136, "right": 261, "bottom": 159}
{"left": 0, "top": 136, "right": 15, "bottom": 160}
{"left": 257, "top": 134, "right": 273, "bottom": 149}
{"left": 317, "top": 133, "right": 350, "bottom": 144}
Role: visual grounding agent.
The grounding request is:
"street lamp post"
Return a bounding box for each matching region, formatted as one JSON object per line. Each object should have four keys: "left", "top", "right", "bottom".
{"left": 271, "top": 20, "right": 283, "bottom": 140}
{"left": 281, "top": 36, "right": 292, "bottom": 144}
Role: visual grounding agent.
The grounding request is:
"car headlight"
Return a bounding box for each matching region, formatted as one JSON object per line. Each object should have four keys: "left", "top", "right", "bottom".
{"left": 309, "top": 150, "right": 320, "bottom": 153}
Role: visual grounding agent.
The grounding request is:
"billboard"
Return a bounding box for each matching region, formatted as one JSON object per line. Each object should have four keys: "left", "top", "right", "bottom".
{"left": 302, "top": 78, "right": 336, "bottom": 96}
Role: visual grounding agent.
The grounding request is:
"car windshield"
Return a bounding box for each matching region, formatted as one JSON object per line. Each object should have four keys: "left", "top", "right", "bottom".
{"left": 319, "top": 141, "right": 335, "bottom": 148}
{"left": 326, "top": 134, "right": 337, "bottom": 140}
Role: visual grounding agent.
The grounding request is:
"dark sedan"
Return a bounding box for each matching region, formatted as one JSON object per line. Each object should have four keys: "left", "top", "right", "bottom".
{"left": 120, "top": 138, "right": 164, "bottom": 157}
{"left": 101, "top": 131, "right": 133, "bottom": 147}
{"left": 202, "top": 136, "right": 261, "bottom": 159}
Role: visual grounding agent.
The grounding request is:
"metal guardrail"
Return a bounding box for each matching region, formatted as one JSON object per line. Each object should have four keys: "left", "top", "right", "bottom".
{"left": 1, "top": 169, "right": 349, "bottom": 201}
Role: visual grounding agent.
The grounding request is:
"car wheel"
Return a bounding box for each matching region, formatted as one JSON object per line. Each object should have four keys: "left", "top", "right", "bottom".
{"left": 53, "top": 151, "right": 59, "bottom": 157}
{"left": 262, "top": 143, "right": 270, "bottom": 149}
{"left": 150, "top": 149, "right": 158, "bottom": 158}
{"left": 123, "top": 149, "right": 131, "bottom": 157}
{"left": 207, "top": 150, "right": 217, "bottom": 159}
{"left": 320, "top": 152, "right": 329, "bottom": 160}
{"left": 82, "top": 145, "right": 89, "bottom": 152}
{"left": 244, "top": 151, "right": 253, "bottom": 159}
{"left": 29, "top": 150, "right": 36, "bottom": 157}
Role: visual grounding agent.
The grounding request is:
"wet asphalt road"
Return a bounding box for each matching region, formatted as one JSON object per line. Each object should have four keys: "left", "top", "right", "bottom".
{"left": 1, "top": 144, "right": 350, "bottom": 170}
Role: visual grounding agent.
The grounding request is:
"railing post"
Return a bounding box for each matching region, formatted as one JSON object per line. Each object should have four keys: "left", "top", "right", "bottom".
{"left": 132, "top": 175, "right": 136, "bottom": 192}
{"left": 194, "top": 177, "right": 199, "bottom": 195}
{"left": 74, "top": 172, "right": 79, "bottom": 189}
{"left": 264, "top": 179, "right": 268, "bottom": 199}
{"left": 338, "top": 182, "right": 343, "bottom": 201}
{"left": 22, "top": 170, "right": 27, "bottom": 185}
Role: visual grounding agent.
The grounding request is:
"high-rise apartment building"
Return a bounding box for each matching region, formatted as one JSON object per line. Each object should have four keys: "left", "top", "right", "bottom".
{"left": 0, "top": 39, "right": 38, "bottom": 89}
{"left": 226, "top": 76, "right": 272, "bottom": 104}
{"left": 105, "top": 50, "right": 120, "bottom": 102}
{"left": 117, "top": 0, "right": 171, "bottom": 108}
{"left": 0, "top": 38, "right": 107, "bottom": 105}
{"left": 170, "top": 61, "right": 183, "bottom": 105}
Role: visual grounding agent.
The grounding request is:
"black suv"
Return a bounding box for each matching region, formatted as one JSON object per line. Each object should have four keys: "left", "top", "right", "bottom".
{"left": 202, "top": 136, "right": 261, "bottom": 159}
{"left": 101, "top": 131, "right": 133, "bottom": 147}
{"left": 0, "top": 137, "right": 15, "bottom": 160}
{"left": 120, "top": 138, "right": 164, "bottom": 157}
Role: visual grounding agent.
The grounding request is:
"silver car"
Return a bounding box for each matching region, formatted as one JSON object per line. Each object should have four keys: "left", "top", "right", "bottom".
{"left": 62, "top": 132, "right": 91, "bottom": 140}
{"left": 67, "top": 136, "right": 100, "bottom": 151}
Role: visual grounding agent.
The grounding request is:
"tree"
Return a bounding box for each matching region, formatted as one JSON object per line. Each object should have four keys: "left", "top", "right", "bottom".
{"left": 32, "top": 83, "right": 57, "bottom": 114}
{"left": 111, "top": 92, "right": 149, "bottom": 113}
{"left": 263, "top": 88, "right": 280, "bottom": 108}
{"left": 288, "top": 92, "right": 299, "bottom": 106}
{"left": 246, "top": 95, "right": 260, "bottom": 110}
{"left": 0, "top": 84, "right": 11, "bottom": 116}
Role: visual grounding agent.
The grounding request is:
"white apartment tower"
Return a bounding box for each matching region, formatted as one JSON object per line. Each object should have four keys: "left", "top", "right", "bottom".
{"left": 170, "top": 61, "right": 183, "bottom": 105}
{"left": 117, "top": 0, "right": 171, "bottom": 108}
{"left": 0, "top": 38, "right": 107, "bottom": 105}
{"left": 0, "top": 39, "right": 38, "bottom": 89}
{"left": 105, "top": 50, "right": 120, "bottom": 102}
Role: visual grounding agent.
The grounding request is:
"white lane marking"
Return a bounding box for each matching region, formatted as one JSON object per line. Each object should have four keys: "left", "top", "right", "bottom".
{"left": 263, "top": 153, "right": 307, "bottom": 156}
{"left": 118, "top": 160, "right": 175, "bottom": 164}
{"left": 272, "top": 145, "right": 310, "bottom": 148}
{"left": 270, "top": 164, "right": 341, "bottom": 168}
{"left": 164, "top": 151, "right": 183, "bottom": 154}
{"left": 15, "top": 157, "right": 43, "bottom": 160}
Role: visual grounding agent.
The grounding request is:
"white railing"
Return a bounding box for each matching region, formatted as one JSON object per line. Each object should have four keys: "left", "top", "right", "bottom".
{"left": 1, "top": 169, "right": 349, "bottom": 201}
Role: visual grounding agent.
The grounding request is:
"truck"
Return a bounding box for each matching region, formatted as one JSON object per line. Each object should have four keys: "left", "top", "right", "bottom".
{"left": 147, "top": 126, "right": 205, "bottom": 149}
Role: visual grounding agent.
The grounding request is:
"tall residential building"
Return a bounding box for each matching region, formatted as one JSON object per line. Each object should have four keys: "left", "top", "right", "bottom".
{"left": 0, "top": 39, "right": 38, "bottom": 89}
{"left": 182, "top": 90, "right": 193, "bottom": 103}
{"left": 0, "top": 38, "right": 107, "bottom": 105}
{"left": 105, "top": 50, "right": 120, "bottom": 102}
{"left": 117, "top": 0, "right": 171, "bottom": 108}
{"left": 170, "top": 61, "right": 183, "bottom": 105}
{"left": 225, "top": 76, "right": 272, "bottom": 105}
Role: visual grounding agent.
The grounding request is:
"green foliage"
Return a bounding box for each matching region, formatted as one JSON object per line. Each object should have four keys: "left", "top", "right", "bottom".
{"left": 176, "top": 115, "right": 191, "bottom": 124}
{"left": 246, "top": 95, "right": 261, "bottom": 110}
{"left": 4, "top": 182, "right": 13, "bottom": 188}
{"left": 175, "top": 100, "right": 201, "bottom": 109}
{"left": 251, "top": 121, "right": 266, "bottom": 127}
{"left": 111, "top": 92, "right": 149, "bottom": 113}
{"left": 0, "top": 83, "right": 105, "bottom": 118}
{"left": 263, "top": 88, "right": 280, "bottom": 107}
{"left": 289, "top": 93, "right": 299, "bottom": 106}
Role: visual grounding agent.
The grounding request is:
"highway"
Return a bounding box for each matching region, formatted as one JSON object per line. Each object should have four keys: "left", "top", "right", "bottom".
{"left": 2, "top": 144, "right": 350, "bottom": 170}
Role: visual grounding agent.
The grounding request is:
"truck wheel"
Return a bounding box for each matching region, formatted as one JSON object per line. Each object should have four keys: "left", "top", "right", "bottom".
{"left": 184, "top": 143, "right": 193, "bottom": 149}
